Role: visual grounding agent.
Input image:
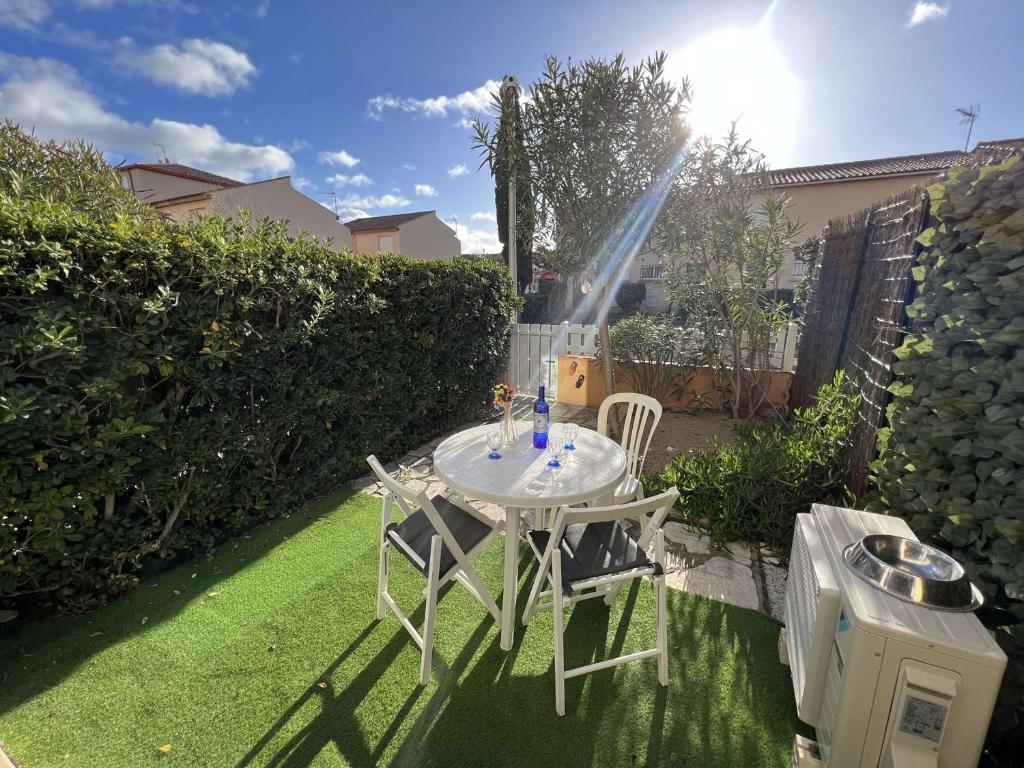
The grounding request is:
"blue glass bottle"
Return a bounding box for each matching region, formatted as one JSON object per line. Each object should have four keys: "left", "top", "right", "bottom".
{"left": 533, "top": 386, "right": 549, "bottom": 449}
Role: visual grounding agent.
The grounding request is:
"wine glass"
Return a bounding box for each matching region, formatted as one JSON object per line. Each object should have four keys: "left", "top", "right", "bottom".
{"left": 563, "top": 424, "right": 578, "bottom": 451}
{"left": 546, "top": 429, "right": 565, "bottom": 468}
{"left": 486, "top": 429, "right": 502, "bottom": 460}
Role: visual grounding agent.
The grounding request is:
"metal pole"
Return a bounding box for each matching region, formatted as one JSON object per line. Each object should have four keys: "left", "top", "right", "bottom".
{"left": 502, "top": 75, "right": 520, "bottom": 320}
{"left": 509, "top": 174, "right": 518, "bottom": 318}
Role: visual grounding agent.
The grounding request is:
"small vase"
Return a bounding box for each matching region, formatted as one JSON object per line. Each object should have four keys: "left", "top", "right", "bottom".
{"left": 501, "top": 402, "right": 518, "bottom": 446}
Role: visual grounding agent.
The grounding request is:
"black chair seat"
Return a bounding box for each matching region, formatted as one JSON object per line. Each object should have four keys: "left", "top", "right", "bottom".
{"left": 387, "top": 496, "right": 492, "bottom": 579}
{"left": 528, "top": 521, "right": 660, "bottom": 595}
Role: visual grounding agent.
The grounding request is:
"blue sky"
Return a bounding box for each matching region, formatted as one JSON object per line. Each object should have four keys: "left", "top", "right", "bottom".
{"left": 1, "top": 0, "right": 1022, "bottom": 253}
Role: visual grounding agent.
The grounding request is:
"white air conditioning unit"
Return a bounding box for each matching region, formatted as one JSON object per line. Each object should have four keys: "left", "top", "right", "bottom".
{"left": 782, "top": 504, "right": 1007, "bottom": 768}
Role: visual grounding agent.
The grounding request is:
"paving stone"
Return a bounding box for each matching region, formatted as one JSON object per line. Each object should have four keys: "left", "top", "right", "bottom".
{"left": 698, "top": 555, "right": 754, "bottom": 582}
{"left": 763, "top": 559, "right": 788, "bottom": 621}
{"left": 663, "top": 521, "right": 713, "bottom": 556}
{"left": 424, "top": 481, "right": 448, "bottom": 498}
{"left": 354, "top": 473, "right": 382, "bottom": 495}
{"left": 666, "top": 563, "right": 760, "bottom": 611}
{"left": 403, "top": 477, "right": 430, "bottom": 494}
{"left": 724, "top": 541, "right": 753, "bottom": 565}
{"left": 471, "top": 502, "right": 506, "bottom": 525}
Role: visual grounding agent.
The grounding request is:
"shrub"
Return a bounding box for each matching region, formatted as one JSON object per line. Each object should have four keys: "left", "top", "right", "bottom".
{"left": 645, "top": 372, "right": 859, "bottom": 556}
{"left": 0, "top": 127, "right": 516, "bottom": 613}
{"left": 605, "top": 315, "right": 693, "bottom": 403}
{"left": 868, "top": 155, "right": 1024, "bottom": 753}
{"left": 615, "top": 281, "right": 647, "bottom": 315}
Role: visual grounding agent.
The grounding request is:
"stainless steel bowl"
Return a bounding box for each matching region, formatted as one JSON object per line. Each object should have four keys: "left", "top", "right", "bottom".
{"left": 843, "top": 534, "right": 983, "bottom": 612}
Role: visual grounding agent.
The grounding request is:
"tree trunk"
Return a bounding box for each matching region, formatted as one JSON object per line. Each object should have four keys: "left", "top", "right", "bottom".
{"left": 597, "top": 287, "right": 622, "bottom": 439}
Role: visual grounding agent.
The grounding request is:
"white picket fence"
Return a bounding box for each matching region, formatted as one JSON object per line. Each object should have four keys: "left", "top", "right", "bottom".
{"left": 509, "top": 323, "right": 600, "bottom": 397}
{"left": 509, "top": 321, "right": 799, "bottom": 397}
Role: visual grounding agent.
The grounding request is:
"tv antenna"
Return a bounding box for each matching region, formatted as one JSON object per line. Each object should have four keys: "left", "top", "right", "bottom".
{"left": 154, "top": 143, "right": 169, "bottom": 163}
{"left": 318, "top": 189, "right": 338, "bottom": 216}
{"left": 955, "top": 104, "right": 980, "bottom": 151}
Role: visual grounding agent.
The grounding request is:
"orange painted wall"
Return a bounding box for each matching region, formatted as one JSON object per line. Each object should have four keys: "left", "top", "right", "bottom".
{"left": 555, "top": 354, "right": 792, "bottom": 412}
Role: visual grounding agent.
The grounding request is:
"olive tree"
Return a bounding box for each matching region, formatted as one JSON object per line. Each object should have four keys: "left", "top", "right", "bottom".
{"left": 663, "top": 130, "right": 802, "bottom": 418}
{"left": 474, "top": 54, "right": 691, "bottom": 410}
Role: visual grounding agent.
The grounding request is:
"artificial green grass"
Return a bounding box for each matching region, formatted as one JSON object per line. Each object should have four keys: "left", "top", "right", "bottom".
{"left": 0, "top": 489, "right": 804, "bottom": 767}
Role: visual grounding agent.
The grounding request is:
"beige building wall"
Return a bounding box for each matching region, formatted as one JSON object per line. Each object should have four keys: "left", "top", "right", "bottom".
{"left": 210, "top": 178, "right": 352, "bottom": 251}
{"left": 154, "top": 177, "right": 352, "bottom": 252}
{"left": 352, "top": 229, "right": 400, "bottom": 255}
{"left": 157, "top": 198, "right": 214, "bottom": 219}
{"left": 774, "top": 173, "right": 934, "bottom": 289}
{"left": 626, "top": 251, "right": 672, "bottom": 313}
{"left": 398, "top": 214, "right": 461, "bottom": 260}
{"left": 623, "top": 172, "right": 936, "bottom": 314}
{"left": 119, "top": 168, "right": 227, "bottom": 204}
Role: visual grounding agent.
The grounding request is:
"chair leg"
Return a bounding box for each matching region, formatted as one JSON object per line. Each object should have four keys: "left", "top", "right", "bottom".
{"left": 376, "top": 543, "right": 390, "bottom": 620}
{"left": 552, "top": 550, "right": 566, "bottom": 716}
{"left": 656, "top": 528, "right": 669, "bottom": 686}
{"left": 419, "top": 534, "right": 442, "bottom": 686}
{"left": 377, "top": 496, "right": 393, "bottom": 620}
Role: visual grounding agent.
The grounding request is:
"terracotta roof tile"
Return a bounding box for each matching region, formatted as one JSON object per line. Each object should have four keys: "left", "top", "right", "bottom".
{"left": 767, "top": 150, "right": 969, "bottom": 187}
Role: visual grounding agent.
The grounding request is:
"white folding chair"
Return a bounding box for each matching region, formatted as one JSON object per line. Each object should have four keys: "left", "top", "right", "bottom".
{"left": 521, "top": 488, "right": 679, "bottom": 715}
{"left": 367, "top": 455, "right": 502, "bottom": 684}
{"left": 598, "top": 393, "right": 663, "bottom": 503}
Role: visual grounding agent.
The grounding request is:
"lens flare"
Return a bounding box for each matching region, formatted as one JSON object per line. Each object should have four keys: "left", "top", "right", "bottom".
{"left": 526, "top": 141, "right": 692, "bottom": 392}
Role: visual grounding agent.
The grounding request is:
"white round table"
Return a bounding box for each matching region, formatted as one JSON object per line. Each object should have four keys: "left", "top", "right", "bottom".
{"left": 433, "top": 420, "right": 627, "bottom": 650}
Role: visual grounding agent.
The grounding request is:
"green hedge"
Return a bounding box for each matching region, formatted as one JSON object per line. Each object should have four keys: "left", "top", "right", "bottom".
{"left": 0, "top": 134, "right": 516, "bottom": 612}
{"left": 869, "top": 155, "right": 1024, "bottom": 748}
{"left": 645, "top": 372, "right": 859, "bottom": 557}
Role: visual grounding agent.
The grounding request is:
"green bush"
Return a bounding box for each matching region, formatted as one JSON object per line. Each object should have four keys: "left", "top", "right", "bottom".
{"left": 606, "top": 314, "right": 693, "bottom": 403}
{"left": 645, "top": 372, "right": 859, "bottom": 556}
{"left": 615, "top": 281, "right": 647, "bottom": 315}
{"left": 868, "top": 155, "right": 1024, "bottom": 751}
{"left": 0, "top": 127, "right": 516, "bottom": 612}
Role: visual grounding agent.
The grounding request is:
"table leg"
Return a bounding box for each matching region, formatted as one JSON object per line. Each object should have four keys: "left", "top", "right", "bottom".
{"left": 501, "top": 506, "right": 522, "bottom": 651}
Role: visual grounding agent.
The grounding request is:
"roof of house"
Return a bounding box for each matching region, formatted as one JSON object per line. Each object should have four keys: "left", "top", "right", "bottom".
{"left": 344, "top": 210, "right": 434, "bottom": 231}
{"left": 766, "top": 150, "right": 969, "bottom": 187}
{"left": 118, "top": 163, "right": 243, "bottom": 188}
{"left": 972, "top": 137, "right": 1024, "bottom": 162}
{"left": 766, "top": 137, "right": 1024, "bottom": 188}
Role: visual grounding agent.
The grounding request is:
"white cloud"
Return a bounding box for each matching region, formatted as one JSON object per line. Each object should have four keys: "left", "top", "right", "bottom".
{"left": 115, "top": 38, "right": 256, "bottom": 96}
{"left": 292, "top": 176, "right": 311, "bottom": 190}
{"left": 338, "top": 206, "right": 368, "bottom": 222}
{"left": 414, "top": 183, "right": 436, "bottom": 197}
{"left": 471, "top": 211, "right": 496, "bottom": 222}
{"left": 908, "top": 1, "right": 948, "bottom": 26}
{"left": 402, "top": 163, "right": 416, "bottom": 171}
{"left": 367, "top": 80, "right": 500, "bottom": 121}
{"left": 74, "top": 0, "right": 199, "bottom": 10}
{"left": 0, "top": 55, "right": 292, "bottom": 181}
{"left": 453, "top": 223, "right": 500, "bottom": 255}
{"left": 0, "top": 0, "right": 51, "bottom": 29}
{"left": 319, "top": 149, "right": 360, "bottom": 167}
{"left": 448, "top": 163, "right": 468, "bottom": 177}
{"left": 325, "top": 172, "right": 372, "bottom": 187}
{"left": 255, "top": 0, "right": 269, "bottom": 16}
{"left": 339, "top": 193, "right": 409, "bottom": 211}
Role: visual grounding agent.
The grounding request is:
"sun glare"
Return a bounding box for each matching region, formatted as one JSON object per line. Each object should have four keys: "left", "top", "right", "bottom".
{"left": 670, "top": 20, "right": 799, "bottom": 166}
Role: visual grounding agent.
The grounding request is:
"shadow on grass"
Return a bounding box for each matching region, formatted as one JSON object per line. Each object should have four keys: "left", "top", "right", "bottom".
{"left": 1, "top": 492, "right": 805, "bottom": 768}
{"left": 0, "top": 487, "right": 362, "bottom": 718}
{"left": 389, "top": 584, "right": 801, "bottom": 768}
{"left": 232, "top": 558, "right": 803, "bottom": 768}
